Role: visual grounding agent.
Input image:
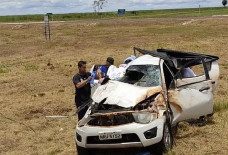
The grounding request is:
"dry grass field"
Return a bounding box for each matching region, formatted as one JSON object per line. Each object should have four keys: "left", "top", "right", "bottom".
{"left": 0, "top": 16, "right": 228, "bottom": 155}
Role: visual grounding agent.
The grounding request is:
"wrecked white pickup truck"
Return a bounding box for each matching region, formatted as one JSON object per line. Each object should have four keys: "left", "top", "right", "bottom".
{"left": 76, "top": 48, "right": 219, "bottom": 154}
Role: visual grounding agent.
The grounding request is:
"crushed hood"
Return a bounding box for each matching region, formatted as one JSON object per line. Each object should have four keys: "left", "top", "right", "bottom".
{"left": 92, "top": 81, "right": 162, "bottom": 108}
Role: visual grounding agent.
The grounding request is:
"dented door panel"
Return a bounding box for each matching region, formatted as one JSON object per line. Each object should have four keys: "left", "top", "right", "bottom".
{"left": 208, "top": 61, "right": 219, "bottom": 92}
{"left": 169, "top": 81, "right": 213, "bottom": 124}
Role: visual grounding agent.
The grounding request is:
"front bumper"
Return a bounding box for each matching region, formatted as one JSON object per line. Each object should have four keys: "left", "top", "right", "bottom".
{"left": 76, "top": 117, "right": 165, "bottom": 149}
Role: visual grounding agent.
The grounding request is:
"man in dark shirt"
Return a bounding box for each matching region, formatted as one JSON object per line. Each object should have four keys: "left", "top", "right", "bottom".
{"left": 73, "top": 61, "right": 92, "bottom": 120}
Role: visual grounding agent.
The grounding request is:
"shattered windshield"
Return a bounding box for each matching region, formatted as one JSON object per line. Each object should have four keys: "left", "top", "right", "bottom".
{"left": 118, "top": 65, "right": 161, "bottom": 87}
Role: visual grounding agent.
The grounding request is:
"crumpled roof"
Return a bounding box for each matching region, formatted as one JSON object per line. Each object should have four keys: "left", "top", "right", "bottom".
{"left": 134, "top": 47, "right": 219, "bottom": 69}
{"left": 92, "top": 81, "right": 162, "bottom": 108}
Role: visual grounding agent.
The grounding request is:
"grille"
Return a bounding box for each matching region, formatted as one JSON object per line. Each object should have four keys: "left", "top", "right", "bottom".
{"left": 87, "top": 113, "right": 135, "bottom": 126}
{"left": 87, "top": 133, "right": 140, "bottom": 144}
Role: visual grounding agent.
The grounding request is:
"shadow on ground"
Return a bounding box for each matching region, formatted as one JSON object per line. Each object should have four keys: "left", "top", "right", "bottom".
{"left": 82, "top": 147, "right": 163, "bottom": 155}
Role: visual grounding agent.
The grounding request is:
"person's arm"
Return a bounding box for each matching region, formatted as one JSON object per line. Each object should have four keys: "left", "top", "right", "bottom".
{"left": 96, "top": 69, "right": 103, "bottom": 79}
{"left": 76, "top": 76, "right": 92, "bottom": 89}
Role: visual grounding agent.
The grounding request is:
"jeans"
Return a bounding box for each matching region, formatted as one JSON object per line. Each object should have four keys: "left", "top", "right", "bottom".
{"left": 75, "top": 97, "right": 90, "bottom": 120}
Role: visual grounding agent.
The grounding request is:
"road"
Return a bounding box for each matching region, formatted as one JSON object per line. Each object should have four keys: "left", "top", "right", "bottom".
{"left": 0, "top": 15, "right": 227, "bottom": 26}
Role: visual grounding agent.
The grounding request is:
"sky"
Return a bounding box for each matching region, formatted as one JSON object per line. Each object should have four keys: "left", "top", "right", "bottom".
{"left": 0, "top": 0, "right": 224, "bottom": 16}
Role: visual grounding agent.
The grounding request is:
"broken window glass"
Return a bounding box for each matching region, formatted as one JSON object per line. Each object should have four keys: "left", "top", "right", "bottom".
{"left": 118, "top": 65, "right": 161, "bottom": 87}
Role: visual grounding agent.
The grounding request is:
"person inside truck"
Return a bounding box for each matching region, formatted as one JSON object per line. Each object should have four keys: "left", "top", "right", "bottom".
{"left": 181, "top": 67, "right": 196, "bottom": 78}
{"left": 96, "top": 57, "right": 114, "bottom": 79}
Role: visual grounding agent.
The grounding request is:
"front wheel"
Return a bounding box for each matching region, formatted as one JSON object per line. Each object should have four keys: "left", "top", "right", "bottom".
{"left": 76, "top": 144, "right": 90, "bottom": 155}
{"left": 157, "top": 122, "right": 173, "bottom": 153}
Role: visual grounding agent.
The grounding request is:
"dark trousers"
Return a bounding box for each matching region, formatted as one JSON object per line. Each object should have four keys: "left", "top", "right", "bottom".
{"left": 75, "top": 97, "right": 89, "bottom": 120}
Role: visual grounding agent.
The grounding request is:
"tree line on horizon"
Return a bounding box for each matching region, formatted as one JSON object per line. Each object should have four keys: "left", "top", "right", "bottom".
{"left": 93, "top": 0, "right": 227, "bottom": 13}
{"left": 223, "top": 0, "right": 227, "bottom": 7}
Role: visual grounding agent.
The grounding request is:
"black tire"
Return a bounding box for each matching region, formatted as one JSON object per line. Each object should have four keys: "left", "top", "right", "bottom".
{"left": 76, "top": 144, "right": 90, "bottom": 155}
{"left": 171, "top": 123, "right": 179, "bottom": 137}
{"left": 157, "top": 122, "right": 173, "bottom": 153}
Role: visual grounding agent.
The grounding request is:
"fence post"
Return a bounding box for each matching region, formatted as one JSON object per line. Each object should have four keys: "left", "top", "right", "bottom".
{"left": 44, "top": 15, "right": 51, "bottom": 40}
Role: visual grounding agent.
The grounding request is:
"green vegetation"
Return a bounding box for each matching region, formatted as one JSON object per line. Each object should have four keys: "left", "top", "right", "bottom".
{"left": 24, "top": 64, "right": 39, "bottom": 71}
{"left": 221, "top": 62, "right": 228, "bottom": 69}
{"left": 0, "top": 7, "right": 227, "bottom": 23}
{"left": 47, "top": 148, "right": 61, "bottom": 155}
{"left": 0, "top": 65, "right": 10, "bottom": 74}
{"left": 214, "top": 101, "right": 228, "bottom": 112}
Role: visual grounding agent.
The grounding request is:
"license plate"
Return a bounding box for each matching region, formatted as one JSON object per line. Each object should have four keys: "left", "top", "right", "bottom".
{"left": 99, "top": 132, "right": 122, "bottom": 140}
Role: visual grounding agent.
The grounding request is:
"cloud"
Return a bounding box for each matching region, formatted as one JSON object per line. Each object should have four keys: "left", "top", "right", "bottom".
{"left": 0, "top": 0, "right": 223, "bottom": 15}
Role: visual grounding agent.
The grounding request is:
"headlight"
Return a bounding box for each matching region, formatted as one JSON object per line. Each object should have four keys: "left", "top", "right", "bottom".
{"left": 133, "top": 112, "right": 156, "bottom": 124}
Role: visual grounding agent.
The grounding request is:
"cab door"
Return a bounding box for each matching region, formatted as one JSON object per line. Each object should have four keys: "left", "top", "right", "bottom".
{"left": 168, "top": 61, "right": 215, "bottom": 124}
